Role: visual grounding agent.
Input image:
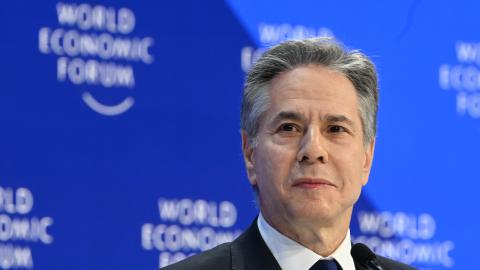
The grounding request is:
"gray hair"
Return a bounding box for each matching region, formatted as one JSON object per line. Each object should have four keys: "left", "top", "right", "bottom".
{"left": 240, "top": 37, "right": 378, "bottom": 146}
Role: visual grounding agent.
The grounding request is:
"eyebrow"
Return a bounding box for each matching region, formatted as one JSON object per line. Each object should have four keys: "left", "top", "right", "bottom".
{"left": 271, "top": 111, "right": 304, "bottom": 125}
{"left": 270, "top": 111, "right": 356, "bottom": 127}
{"left": 323, "top": 114, "right": 356, "bottom": 127}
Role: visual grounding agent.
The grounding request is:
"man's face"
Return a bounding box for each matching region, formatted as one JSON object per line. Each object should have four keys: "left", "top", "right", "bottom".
{"left": 242, "top": 65, "right": 375, "bottom": 228}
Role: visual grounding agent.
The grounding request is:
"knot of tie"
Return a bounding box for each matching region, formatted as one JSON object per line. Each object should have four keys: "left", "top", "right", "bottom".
{"left": 309, "top": 259, "right": 342, "bottom": 270}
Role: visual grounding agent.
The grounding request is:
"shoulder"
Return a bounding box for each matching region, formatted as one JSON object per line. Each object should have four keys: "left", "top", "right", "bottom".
{"left": 161, "top": 242, "right": 232, "bottom": 270}
{"left": 376, "top": 255, "right": 418, "bottom": 270}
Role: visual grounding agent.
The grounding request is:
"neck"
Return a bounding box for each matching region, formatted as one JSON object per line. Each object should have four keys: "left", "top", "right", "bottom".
{"left": 261, "top": 210, "right": 351, "bottom": 257}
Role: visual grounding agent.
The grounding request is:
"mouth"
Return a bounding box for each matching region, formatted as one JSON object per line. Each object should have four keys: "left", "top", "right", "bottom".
{"left": 292, "top": 177, "right": 336, "bottom": 189}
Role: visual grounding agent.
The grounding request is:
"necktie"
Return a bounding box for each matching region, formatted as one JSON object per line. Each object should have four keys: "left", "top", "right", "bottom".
{"left": 309, "top": 259, "right": 342, "bottom": 270}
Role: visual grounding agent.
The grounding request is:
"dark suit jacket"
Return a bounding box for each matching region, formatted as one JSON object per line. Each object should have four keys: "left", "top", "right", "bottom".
{"left": 162, "top": 219, "right": 416, "bottom": 270}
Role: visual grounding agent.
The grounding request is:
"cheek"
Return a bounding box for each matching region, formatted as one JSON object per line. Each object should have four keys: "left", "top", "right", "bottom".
{"left": 332, "top": 149, "right": 366, "bottom": 186}
{"left": 330, "top": 154, "right": 365, "bottom": 206}
{"left": 255, "top": 142, "right": 296, "bottom": 188}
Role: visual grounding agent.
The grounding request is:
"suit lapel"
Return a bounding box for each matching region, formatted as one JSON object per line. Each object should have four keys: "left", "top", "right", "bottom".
{"left": 230, "top": 218, "right": 282, "bottom": 270}
{"left": 231, "top": 218, "right": 375, "bottom": 270}
{"left": 353, "top": 260, "right": 369, "bottom": 270}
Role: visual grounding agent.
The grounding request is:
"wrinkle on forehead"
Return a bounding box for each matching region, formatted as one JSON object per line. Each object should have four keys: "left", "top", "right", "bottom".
{"left": 270, "top": 65, "right": 351, "bottom": 95}
{"left": 261, "top": 65, "right": 362, "bottom": 137}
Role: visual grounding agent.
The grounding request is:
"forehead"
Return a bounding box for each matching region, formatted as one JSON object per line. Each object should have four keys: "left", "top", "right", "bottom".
{"left": 266, "top": 65, "right": 360, "bottom": 119}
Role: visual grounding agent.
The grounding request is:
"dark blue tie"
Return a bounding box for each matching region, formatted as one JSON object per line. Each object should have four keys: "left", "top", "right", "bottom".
{"left": 309, "top": 259, "right": 342, "bottom": 270}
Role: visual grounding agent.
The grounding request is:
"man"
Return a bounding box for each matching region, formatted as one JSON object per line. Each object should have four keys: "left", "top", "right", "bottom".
{"left": 163, "top": 38, "right": 416, "bottom": 270}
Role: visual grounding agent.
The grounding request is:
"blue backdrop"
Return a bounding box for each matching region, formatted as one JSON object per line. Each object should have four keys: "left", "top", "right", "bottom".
{"left": 1, "top": 1, "right": 478, "bottom": 269}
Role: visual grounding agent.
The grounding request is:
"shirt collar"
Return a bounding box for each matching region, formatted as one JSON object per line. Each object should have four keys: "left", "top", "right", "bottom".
{"left": 257, "top": 213, "right": 355, "bottom": 270}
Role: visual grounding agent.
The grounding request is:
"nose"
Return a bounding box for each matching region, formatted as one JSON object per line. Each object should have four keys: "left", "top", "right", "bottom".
{"left": 296, "top": 128, "right": 328, "bottom": 164}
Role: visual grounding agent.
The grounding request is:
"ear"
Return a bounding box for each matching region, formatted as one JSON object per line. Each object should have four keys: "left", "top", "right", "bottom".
{"left": 241, "top": 130, "right": 257, "bottom": 187}
{"left": 361, "top": 138, "right": 376, "bottom": 186}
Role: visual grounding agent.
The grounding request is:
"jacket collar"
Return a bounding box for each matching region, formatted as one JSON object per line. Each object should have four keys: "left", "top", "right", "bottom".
{"left": 231, "top": 217, "right": 282, "bottom": 270}
{"left": 231, "top": 216, "right": 371, "bottom": 270}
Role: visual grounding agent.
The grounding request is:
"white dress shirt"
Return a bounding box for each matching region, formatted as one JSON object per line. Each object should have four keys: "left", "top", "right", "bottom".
{"left": 257, "top": 213, "right": 355, "bottom": 270}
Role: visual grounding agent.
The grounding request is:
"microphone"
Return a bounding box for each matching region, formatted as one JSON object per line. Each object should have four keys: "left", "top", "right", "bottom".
{"left": 351, "top": 243, "right": 384, "bottom": 270}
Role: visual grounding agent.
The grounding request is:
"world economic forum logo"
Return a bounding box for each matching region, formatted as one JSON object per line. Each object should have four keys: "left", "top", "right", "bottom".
{"left": 38, "top": 2, "right": 155, "bottom": 116}
{"left": 439, "top": 41, "right": 480, "bottom": 119}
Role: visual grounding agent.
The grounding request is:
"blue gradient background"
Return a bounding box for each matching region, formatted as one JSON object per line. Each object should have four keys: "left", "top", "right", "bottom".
{"left": 1, "top": 0, "right": 478, "bottom": 269}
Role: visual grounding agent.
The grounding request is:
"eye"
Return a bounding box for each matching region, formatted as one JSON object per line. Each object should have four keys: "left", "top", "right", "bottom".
{"left": 277, "top": 123, "right": 300, "bottom": 133}
{"left": 327, "top": 125, "right": 347, "bottom": 133}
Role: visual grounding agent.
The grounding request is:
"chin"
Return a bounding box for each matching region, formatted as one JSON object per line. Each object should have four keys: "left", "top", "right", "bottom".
{"left": 290, "top": 201, "right": 353, "bottom": 224}
{"left": 288, "top": 205, "right": 335, "bottom": 221}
